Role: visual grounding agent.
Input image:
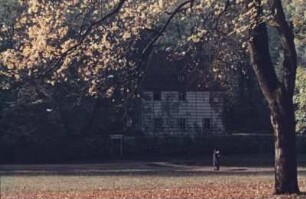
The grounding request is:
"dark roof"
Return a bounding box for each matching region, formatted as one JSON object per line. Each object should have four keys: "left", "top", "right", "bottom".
{"left": 141, "top": 52, "right": 222, "bottom": 91}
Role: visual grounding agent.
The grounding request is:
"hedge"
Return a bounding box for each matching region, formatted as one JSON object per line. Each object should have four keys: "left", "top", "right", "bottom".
{"left": 1, "top": 134, "right": 306, "bottom": 163}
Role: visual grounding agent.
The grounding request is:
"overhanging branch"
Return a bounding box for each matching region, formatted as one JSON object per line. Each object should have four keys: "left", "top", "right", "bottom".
{"left": 43, "top": 0, "right": 126, "bottom": 78}
{"left": 10, "top": 0, "right": 126, "bottom": 90}
{"left": 141, "top": 0, "right": 194, "bottom": 59}
{"left": 137, "top": 0, "right": 194, "bottom": 92}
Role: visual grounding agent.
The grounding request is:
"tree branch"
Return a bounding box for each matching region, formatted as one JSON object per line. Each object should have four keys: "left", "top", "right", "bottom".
{"left": 268, "top": 0, "right": 297, "bottom": 95}
{"left": 141, "top": 0, "right": 193, "bottom": 58}
{"left": 137, "top": 0, "right": 194, "bottom": 84}
{"left": 247, "top": 0, "right": 280, "bottom": 102}
{"left": 214, "top": 0, "right": 230, "bottom": 31}
{"left": 44, "top": 0, "right": 126, "bottom": 77}
{"left": 9, "top": 0, "right": 126, "bottom": 90}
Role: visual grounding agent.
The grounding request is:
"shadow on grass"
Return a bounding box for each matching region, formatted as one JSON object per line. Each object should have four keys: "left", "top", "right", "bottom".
{"left": 1, "top": 154, "right": 306, "bottom": 177}
{"left": 1, "top": 163, "right": 306, "bottom": 177}
{"left": 0, "top": 170, "right": 276, "bottom": 177}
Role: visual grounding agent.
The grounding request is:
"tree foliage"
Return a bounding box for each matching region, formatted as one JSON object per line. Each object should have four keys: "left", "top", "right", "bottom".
{"left": 295, "top": 66, "right": 306, "bottom": 134}
{"left": 0, "top": 0, "right": 262, "bottom": 93}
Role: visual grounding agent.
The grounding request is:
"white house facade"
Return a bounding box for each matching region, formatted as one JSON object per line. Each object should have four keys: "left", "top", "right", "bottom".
{"left": 139, "top": 53, "right": 224, "bottom": 136}
{"left": 140, "top": 90, "right": 224, "bottom": 135}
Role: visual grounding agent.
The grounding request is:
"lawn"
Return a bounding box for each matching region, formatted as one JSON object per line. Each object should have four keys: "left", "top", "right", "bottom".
{"left": 1, "top": 156, "right": 306, "bottom": 199}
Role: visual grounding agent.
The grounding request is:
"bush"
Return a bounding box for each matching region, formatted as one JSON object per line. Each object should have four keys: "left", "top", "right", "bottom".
{"left": 123, "top": 135, "right": 275, "bottom": 157}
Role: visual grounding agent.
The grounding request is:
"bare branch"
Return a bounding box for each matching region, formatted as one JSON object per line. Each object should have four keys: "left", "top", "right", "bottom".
{"left": 141, "top": 0, "right": 194, "bottom": 59}
{"left": 135, "top": 0, "right": 194, "bottom": 95}
{"left": 214, "top": 0, "right": 230, "bottom": 31}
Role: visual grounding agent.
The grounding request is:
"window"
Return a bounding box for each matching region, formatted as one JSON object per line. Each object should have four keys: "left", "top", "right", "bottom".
{"left": 154, "top": 117, "right": 163, "bottom": 130}
{"left": 203, "top": 93, "right": 209, "bottom": 101}
{"left": 203, "top": 118, "right": 211, "bottom": 130}
{"left": 178, "top": 74, "right": 184, "bottom": 81}
{"left": 126, "top": 117, "right": 132, "bottom": 127}
{"left": 143, "top": 93, "right": 151, "bottom": 101}
{"left": 178, "top": 118, "right": 187, "bottom": 130}
{"left": 179, "top": 91, "right": 186, "bottom": 101}
{"left": 153, "top": 91, "right": 161, "bottom": 101}
{"left": 212, "top": 97, "right": 219, "bottom": 103}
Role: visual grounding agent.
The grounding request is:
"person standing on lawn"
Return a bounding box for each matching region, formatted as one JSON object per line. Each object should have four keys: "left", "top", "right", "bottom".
{"left": 213, "top": 149, "right": 221, "bottom": 170}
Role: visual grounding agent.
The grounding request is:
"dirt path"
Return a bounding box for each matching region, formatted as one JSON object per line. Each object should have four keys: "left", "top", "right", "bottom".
{"left": 0, "top": 161, "right": 275, "bottom": 175}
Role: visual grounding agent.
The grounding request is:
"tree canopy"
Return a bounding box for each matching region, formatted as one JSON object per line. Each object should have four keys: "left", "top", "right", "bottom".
{"left": 0, "top": 1, "right": 278, "bottom": 91}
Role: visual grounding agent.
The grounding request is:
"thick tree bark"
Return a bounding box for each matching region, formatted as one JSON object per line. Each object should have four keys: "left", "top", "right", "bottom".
{"left": 248, "top": 0, "right": 300, "bottom": 194}
{"left": 270, "top": 89, "right": 299, "bottom": 194}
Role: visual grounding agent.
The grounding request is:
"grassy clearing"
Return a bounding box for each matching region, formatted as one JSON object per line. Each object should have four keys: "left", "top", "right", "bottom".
{"left": 1, "top": 156, "right": 306, "bottom": 199}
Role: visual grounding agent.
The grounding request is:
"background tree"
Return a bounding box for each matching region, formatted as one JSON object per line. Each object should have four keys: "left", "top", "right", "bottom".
{"left": 286, "top": 0, "right": 306, "bottom": 135}
{"left": 295, "top": 67, "right": 306, "bottom": 134}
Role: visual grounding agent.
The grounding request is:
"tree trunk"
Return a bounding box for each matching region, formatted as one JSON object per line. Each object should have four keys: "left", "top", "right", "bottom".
{"left": 269, "top": 89, "right": 299, "bottom": 194}
{"left": 248, "top": 0, "right": 300, "bottom": 194}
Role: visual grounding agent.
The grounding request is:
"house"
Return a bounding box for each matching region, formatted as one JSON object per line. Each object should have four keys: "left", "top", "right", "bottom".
{"left": 139, "top": 53, "right": 224, "bottom": 136}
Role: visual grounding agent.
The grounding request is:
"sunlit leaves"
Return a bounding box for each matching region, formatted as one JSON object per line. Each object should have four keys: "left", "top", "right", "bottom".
{"left": 1, "top": 0, "right": 181, "bottom": 94}
{"left": 294, "top": 66, "right": 306, "bottom": 133}
{"left": 284, "top": 0, "right": 306, "bottom": 65}
{"left": 1, "top": 0, "right": 304, "bottom": 96}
